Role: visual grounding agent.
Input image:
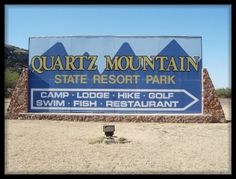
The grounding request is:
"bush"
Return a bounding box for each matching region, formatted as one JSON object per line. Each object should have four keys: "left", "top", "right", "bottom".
{"left": 5, "top": 69, "right": 20, "bottom": 97}
{"left": 216, "top": 88, "right": 231, "bottom": 98}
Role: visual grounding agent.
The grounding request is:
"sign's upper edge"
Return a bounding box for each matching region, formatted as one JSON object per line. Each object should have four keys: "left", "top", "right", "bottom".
{"left": 29, "top": 35, "right": 202, "bottom": 39}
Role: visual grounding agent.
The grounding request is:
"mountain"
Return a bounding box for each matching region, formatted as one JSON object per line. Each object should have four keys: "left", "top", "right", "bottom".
{"left": 43, "top": 42, "right": 67, "bottom": 56}
{"left": 156, "top": 39, "right": 202, "bottom": 80}
{"left": 115, "top": 42, "right": 136, "bottom": 56}
{"left": 5, "top": 44, "right": 28, "bottom": 72}
{"left": 103, "top": 42, "right": 139, "bottom": 75}
{"left": 82, "top": 52, "right": 99, "bottom": 75}
{"left": 158, "top": 40, "right": 189, "bottom": 56}
{"left": 28, "top": 42, "right": 69, "bottom": 88}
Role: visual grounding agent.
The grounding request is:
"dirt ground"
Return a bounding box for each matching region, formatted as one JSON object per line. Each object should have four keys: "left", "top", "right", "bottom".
{"left": 5, "top": 98, "right": 231, "bottom": 174}
{"left": 219, "top": 98, "right": 231, "bottom": 122}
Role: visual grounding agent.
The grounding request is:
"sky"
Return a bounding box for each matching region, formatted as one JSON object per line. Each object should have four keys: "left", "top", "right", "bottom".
{"left": 5, "top": 5, "right": 231, "bottom": 88}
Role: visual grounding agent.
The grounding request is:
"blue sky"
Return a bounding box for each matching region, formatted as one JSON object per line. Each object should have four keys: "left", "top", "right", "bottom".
{"left": 5, "top": 5, "right": 231, "bottom": 88}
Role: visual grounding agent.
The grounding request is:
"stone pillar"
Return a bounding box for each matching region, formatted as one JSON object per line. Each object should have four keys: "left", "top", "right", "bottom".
{"left": 5, "top": 68, "right": 28, "bottom": 119}
{"left": 203, "top": 68, "right": 226, "bottom": 122}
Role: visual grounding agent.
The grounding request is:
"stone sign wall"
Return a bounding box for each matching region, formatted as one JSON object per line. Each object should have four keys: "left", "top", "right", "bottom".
{"left": 5, "top": 68, "right": 226, "bottom": 123}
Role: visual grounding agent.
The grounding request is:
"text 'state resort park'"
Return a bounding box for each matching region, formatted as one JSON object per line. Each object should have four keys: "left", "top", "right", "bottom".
{"left": 28, "top": 36, "right": 202, "bottom": 114}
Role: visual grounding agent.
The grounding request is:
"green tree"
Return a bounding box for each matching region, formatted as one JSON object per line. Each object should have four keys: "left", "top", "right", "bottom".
{"left": 216, "top": 88, "right": 231, "bottom": 98}
{"left": 225, "top": 88, "right": 231, "bottom": 98}
{"left": 5, "top": 69, "right": 20, "bottom": 97}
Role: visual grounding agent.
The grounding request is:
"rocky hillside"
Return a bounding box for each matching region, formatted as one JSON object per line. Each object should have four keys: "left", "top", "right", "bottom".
{"left": 5, "top": 44, "right": 28, "bottom": 72}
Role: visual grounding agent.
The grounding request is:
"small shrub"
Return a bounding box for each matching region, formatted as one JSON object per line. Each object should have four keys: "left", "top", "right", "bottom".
{"left": 5, "top": 69, "right": 20, "bottom": 88}
{"left": 216, "top": 88, "right": 231, "bottom": 98}
{"left": 117, "top": 137, "right": 131, "bottom": 144}
{"left": 88, "top": 136, "right": 105, "bottom": 144}
{"left": 5, "top": 69, "right": 20, "bottom": 97}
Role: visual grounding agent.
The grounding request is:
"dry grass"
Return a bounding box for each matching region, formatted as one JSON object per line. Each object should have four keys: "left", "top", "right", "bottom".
{"left": 88, "top": 136, "right": 131, "bottom": 144}
{"left": 117, "top": 137, "right": 131, "bottom": 144}
{"left": 88, "top": 136, "right": 106, "bottom": 144}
